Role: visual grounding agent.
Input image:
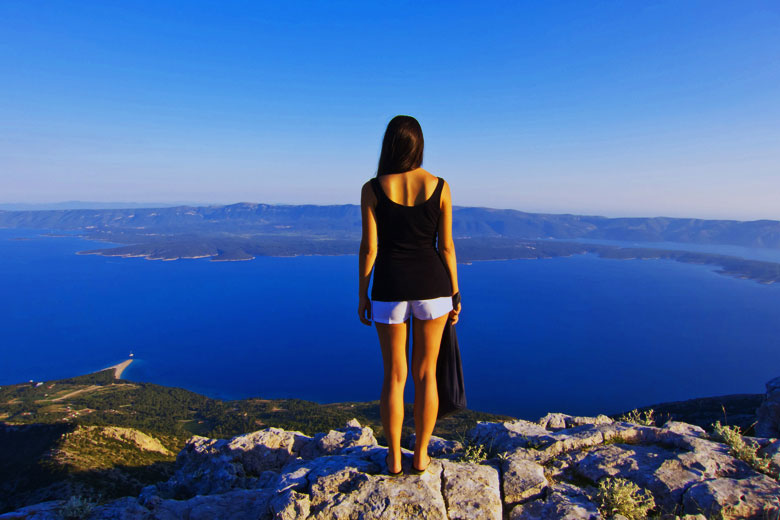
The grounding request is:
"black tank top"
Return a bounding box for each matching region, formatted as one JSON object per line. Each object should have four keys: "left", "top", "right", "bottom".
{"left": 370, "top": 175, "right": 454, "bottom": 302}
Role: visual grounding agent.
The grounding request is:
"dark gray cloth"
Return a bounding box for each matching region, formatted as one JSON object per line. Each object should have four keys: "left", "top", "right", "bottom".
{"left": 437, "top": 292, "right": 466, "bottom": 418}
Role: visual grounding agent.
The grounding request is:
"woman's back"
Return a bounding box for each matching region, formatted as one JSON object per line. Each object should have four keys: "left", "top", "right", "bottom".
{"left": 375, "top": 168, "right": 440, "bottom": 207}
{"left": 370, "top": 168, "right": 452, "bottom": 302}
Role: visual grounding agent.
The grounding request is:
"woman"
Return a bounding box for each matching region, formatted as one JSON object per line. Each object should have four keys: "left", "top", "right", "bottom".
{"left": 358, "top": 115, "right": 461, "bottom": 476}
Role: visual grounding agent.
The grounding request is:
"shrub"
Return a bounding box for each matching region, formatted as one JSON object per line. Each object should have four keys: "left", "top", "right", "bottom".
{"left": 603, "top": 432, "right": 630, "bottom": 445}
{"left": 596, "top": 477, "right": 655, "bottom": 520}
{"left": 711, "top": 420, "right": 775, "bottom": 479}
{"left": 459, "top": 438, "right": 487, "bottom": 463}
{"left": 58, "top": 495, "right": 96, "bottom": 520}
{"left": 455, "top": 429, "right": 496, "bottom": 463}
{"left": 617, "top": 408, "right": 655, "bottom": 426}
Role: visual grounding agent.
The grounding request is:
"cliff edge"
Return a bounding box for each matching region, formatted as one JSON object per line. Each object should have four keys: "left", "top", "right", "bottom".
{"left": 2, "top": 412, "right": 779, "bottom": 520}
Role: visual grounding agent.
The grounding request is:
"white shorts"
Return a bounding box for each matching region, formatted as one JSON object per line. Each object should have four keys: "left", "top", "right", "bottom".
{"left": 372, "top": 296, "right": 453, "bottom": 324}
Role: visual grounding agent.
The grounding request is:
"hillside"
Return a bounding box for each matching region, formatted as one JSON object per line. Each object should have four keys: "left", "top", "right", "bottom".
{"left": 0, "top": 366, "right": 768, "bottom": 516}
{"left": 0, "top": 368, "right": 512, "bottom": 513}
{"left": 2, "top": 203, "right": 780, "bottom": 248}
{"left": 2, "top": 414, "right": 779, "bottom": 518}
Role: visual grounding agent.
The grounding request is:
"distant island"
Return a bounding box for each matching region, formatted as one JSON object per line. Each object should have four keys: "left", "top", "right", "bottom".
{"left": 2, "top": 202, "right": 780, "bottom": 283}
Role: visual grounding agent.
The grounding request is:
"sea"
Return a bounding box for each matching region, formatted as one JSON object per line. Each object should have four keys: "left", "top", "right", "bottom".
{"left": 2, "top": 227, "right": 779, "bottom": 420}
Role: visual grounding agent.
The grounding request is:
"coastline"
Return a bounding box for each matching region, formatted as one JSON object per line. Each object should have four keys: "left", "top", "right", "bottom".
{"left": 65, "top": 235, "right": 780, "bottom": 285}
{"left": 103, "top": 359, "right": 133, "bottom": 379}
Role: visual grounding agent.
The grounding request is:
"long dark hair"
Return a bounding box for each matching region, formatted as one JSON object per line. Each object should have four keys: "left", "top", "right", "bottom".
{"left": 376, "top": 115, "right": 424, "bottom": 176}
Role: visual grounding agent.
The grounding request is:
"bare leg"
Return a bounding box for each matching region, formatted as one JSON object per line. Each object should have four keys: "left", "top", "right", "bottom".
{"left": 411, "top": 314, "right": 448, "bottom": 470}
{"left": 375, "top": 320, "right": 409, "bottom": 474}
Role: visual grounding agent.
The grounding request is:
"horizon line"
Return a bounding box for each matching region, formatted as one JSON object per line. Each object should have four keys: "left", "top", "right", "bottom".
{"left": 0, "top": 200, "right": 777, "bottom": 224}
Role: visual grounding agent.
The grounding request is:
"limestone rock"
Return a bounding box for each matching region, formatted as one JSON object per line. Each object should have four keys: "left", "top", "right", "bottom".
{"left": 537, "top": 412, "right": 613, "bottom": 431}
{"left": 5, "top": 414, "right": 780, "bottom": 520}
{"left": 88, "top": 497, "right": 152, "bottom": 520}
{"left": 661, "top": 420, "right": 707, "bottom": 438}
{"left": 150, "top": 425, "right": 319, "bottom": 498}
{"left": 270, "top": 489, "right": 310, "bottom": 520}
{"left": 533, "top": 423, "right": 630, "bottom": 462}
{"left": 0, "top": 500, "right": 65, "bottom": 520}
{"left": 226, "top": 427, "right": 316, "bottom": 473}
{"left": 682, "top": 474, "right": 780, "bottom": 519}
{"left": 757, "top": 438, "right": 780, "bottom": 474}
{"left": 509, "top": 482, "right": 602, "bottom": 520}
{"left": 502, "top": 451, "right": 548, "bottom": 505}
{"left": 270, "top": 450, "right": 381, "bottom": 495}
{"left": 407, "top": 433, "right": 463, "bottom": 457}
{"left": 308, "top": 464, "right": 448, "bottom": 519}
{"left": 468, "top": 418, "right": 555, "bottom": 454}
{"left": 97, "top": 489, "right": 275, "bottom": 520}
{"left": 570, "top": 441, "right": 753, "bottom": 513}
{"left": 314, "top": 419, "right": 378, "bottom": 455}
{"left": 439, "top": 459, "right": 501, "bottom": 520}
{"left": 756, "top": 375, "right": 780, "bottom": 438}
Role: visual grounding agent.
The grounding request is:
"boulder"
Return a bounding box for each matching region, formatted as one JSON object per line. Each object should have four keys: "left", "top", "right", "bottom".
{"left": 407, "top": 433, "right": 463, "bottom": 457}
{"left": 314, "top": 419, "right": 378, "bottom": 455}
{"left": 682, "top": 474, "right": 780, "bottom": 519}
{"left": 756, "top": 376, "right": 780, "bottom": 438}
{"left": 757, "top": 438, "right": 780, "bottom": 475}
{"left": 439, "top": 459, "right": 502, "bottom": 520}
{"left": 537, "top": 413, "right": 613, "bottom": 431}
{"left": 501, "top": 451, "right": 548, "bottom": 505}
{"left": 508, "top": 482, "right": 601, "bottom": 520}
{"left": 308, "top": 465, "right": 448, "bottom": 519}
{"left": 570, "top": 440, "right": 753, "bottom": 513}
{"left": 270, "top": 489, "right": 310, "bottom": 520}
{"left": 467, "top": 419, "right": 555, "bottom": 454}
{"left": 0, "top": 500, "right": 66, "bottom": 520}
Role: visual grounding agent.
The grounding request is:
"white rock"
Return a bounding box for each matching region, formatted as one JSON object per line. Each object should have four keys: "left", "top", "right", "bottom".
{"left": 502, "top": 451, "right": 548, "bottom": 505}
{"left": 509, "top": 483, "right": 602, "bottom": 519}
{"left": 439, "top": 459, "right": 502, "bottom": 520}
{"left": 682, "top": 474, "right": 780, "bottom": 519}
{"left": 270, "top": 489, "right": 310, "bottom": 520}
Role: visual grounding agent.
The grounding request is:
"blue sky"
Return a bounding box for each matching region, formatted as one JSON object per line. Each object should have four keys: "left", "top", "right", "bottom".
{"left": 1, "top": 1, "right": 778, "bottom": 219}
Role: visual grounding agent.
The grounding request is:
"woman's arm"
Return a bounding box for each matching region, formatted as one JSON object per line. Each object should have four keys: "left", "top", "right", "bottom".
{"left": 438, "top": 180, "right": 461, "bottom": 323}
{"left": 358, "top": 181, "right": 378, "bottom": 325}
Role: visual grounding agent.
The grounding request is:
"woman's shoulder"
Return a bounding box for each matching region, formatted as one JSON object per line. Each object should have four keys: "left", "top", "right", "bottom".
{"left": 361, "top": 178, "right": 378, "bottom": 203}
{"left": 425, "top": 171, "right": 448, "bottom": 190}
{"left": 411, "top": 168, "right": 443, "bottom": 188}
{"left": 421, "top": 168, "right": 446, "bottom": 183}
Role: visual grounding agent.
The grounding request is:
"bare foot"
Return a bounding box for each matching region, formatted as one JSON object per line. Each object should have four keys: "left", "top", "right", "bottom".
{"left": 386, "top": 452, "right": 402, "bottom": 474}
{"left": 413, "top": 451, "right": 431, "bottom": 471}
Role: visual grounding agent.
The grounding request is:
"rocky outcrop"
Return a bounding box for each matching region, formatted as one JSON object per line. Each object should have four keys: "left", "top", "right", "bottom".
{"left": 82, "top": 425, "right": 174, "bottom": 456}
{"left": 2, "top": 415, "right": 779, "bottom": 520}
{"left": 756, "top": 375, "right": 780, "bottom": 438}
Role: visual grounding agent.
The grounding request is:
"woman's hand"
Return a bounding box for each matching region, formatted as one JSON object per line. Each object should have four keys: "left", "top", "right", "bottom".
{"left": 358, "top": 295, "right": 372, "bottom": 326}
{"left": 449, "top": 301, "right": 461, "bottom": 325}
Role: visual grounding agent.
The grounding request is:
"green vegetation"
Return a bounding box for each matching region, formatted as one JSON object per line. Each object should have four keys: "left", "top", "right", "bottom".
{"left": 0, "top": 369, "right": 511, "bottom": 442}
{"left": 616, "top": 408, "right": 656, "bottom": 426}
{"left": 458, "top": 438, "right": 488, "bottom": 464}
{"left": 596, "top": 477, "right": 656, "bottom": 520}
{"left": 603, "top": 432, "right": 631, "bottom": 445}
{"left": 0, "top": 368, "right": 512, "bottom": 513}
{"left": 453, "top": 429, "right": 513, "bottom": 464}
{"left": 58, "top": 495, "right": 97, "bottom": 520}
{"left": 710, "top": 420, "right": 776, "bottom": 480}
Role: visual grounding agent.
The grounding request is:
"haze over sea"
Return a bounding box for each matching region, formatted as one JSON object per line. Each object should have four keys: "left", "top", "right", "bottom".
{"left": 2, "top": 227, "right": 779, "bottom": 420}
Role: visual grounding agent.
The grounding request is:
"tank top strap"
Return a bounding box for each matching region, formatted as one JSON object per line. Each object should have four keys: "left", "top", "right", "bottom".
{"left": 432, "top": 177, "right": 444, "bottom": 206}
